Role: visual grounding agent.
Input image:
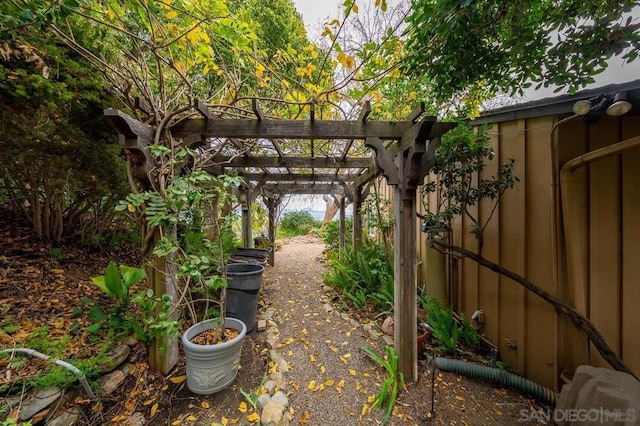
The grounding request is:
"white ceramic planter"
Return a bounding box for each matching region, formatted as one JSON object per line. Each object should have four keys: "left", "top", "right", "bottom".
{"left": 181, "top": 317, "right": 247, "bottom": 394}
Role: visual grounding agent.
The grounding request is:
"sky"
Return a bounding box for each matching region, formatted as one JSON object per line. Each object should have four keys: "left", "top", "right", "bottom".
{"left": 292, "top": 0, "right": 342, "bottom": 35}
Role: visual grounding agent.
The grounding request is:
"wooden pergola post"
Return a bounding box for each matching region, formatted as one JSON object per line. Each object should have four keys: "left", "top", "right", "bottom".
{"left": 351, "top": 185, "right": 369, "bottom": 250}
{"left": 240, "top": 186, "right": 252, "bottom": 248}
{"left": 339, "top": 196, "right": 346, "bottom": 250}
{"left": 104, "top": 110, "right": 180, "bottom": 374}
{"left": 366, "top": 114, "right": 454, "bottom": 382}
{"left": 266, "top": 196, "right": 280, "bottom": 266}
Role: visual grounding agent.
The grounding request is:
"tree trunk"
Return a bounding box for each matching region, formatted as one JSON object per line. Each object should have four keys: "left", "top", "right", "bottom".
{"left": 431, "top": 238, "right": 637, "bottom": 379}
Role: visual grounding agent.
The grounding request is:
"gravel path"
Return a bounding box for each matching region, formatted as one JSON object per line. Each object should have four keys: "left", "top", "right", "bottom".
{"left": 260, "top": 235, "right": 389, "bottom": 425}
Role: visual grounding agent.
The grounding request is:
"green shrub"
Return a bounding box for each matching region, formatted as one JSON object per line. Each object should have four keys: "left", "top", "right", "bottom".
{"left": 277, "top": 210, "right": 320, "bottom": 237}
{"left": 319, "top": 218, "right": 352, "bottom": 251}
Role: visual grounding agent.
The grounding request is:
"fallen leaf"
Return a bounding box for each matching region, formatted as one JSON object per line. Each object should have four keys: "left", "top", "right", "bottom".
{"left": 324, "top": 379, "right": 334, "bottom": 386}
{"left": 186, "top": 414, "right": 197, "bottom": 421}
{"left": 348, "top": 369, "right": 356, "bottom": 376}
{"left": 171, "top": 420, "right": 182, "bottom": 425}
{"left": 455, "top": 395, "right": 465, "bottom": 401}
{"left": 201, "top": 401, "right": 210, "bottom": 409}
{"left": 246, "top": 412, "right": 260, "bottom": 422}
{"left": 111, "top": 415, "right": 128, "bottom": 422}
{"left": 170, "top": 375, "right": 187, "bottom": 384}
{"left": 307, "top": 380, "right": 316, "bottom": 390}
{"left": 299, "top": 411, "right": 310, "bottom": 425}
{"left": 238, "top": 401, "right": 248, "bottom": 413}
{"left": 150, "top": 403, "right": 158, "bottom": 417}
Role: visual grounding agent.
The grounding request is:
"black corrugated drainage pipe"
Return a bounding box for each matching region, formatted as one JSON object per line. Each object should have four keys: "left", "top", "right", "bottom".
{"left": 428, "top": 356, "right": 558, "bottom": 405}
{"left": 0, "top": 348, "right": 96, "bottom": 400}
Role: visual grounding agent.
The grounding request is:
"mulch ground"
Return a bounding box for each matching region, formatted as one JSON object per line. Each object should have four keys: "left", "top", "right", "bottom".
{"left": 0, "top": 211, "right": 554, "bottom": 425}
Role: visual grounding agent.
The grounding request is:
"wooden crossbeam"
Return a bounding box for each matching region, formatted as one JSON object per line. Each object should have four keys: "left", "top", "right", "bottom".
{"left": 172, "top": 118, "right": 414, "bottom": 140}
{"left": 390, "top": 120, "right": 456, "bottom": 157}
{"left": 261, "top": 183, "right": 344, "bottom": 194}
{"left": 241, "top": 173, "right": 359, "bottom": 182}
{"left": 209, "top": 156, "right": 372, "bottom": 168}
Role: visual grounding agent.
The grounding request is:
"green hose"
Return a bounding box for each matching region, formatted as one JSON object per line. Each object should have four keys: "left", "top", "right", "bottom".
{"left": 428, "top": 356, "right": 558, "bottom": 405}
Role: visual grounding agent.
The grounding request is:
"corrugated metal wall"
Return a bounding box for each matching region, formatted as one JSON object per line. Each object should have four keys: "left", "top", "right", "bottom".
{"left": 373, "top": 111, "right": 640, "bottom": 390}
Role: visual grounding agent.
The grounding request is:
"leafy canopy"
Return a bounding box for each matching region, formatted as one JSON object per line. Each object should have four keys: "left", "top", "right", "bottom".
{"left": 404, "top": 0, "right": 640, "bottom": 103}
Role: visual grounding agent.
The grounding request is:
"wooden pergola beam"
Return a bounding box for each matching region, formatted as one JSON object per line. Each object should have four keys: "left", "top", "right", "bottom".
{"left": 340, "top": 101, "right": 372, "bottom": 161}
{"left": 240, "top": 173, "right": 360, "bottom": 183}
{"left": 209, "top": 156, "right": 372, "bottom": 169}
{"left": 260, "top": 183, "right": 345, "bottom": 194}
{"left": 171, "top": 118, "right": 414, "bottom": 140}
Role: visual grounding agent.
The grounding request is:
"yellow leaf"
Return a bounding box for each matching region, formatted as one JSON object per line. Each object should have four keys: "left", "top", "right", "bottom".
{"left": 339, "top": 356, "right": 347, "bottom": 364}
{"left": 150, "top": 403, "right": 159, "bottom": 417}
{"left": 307, "top": 380, "right": 316, "bottom": 390}
{"left": 221, "top": 417, "right": 228, "bottom": 425}
{"left": 238, "top": 401, "right": 248, "bottom": 413}
{"left": 143, "top": 398, "right": 155, "bottom": 406}
{"left": 353, "top": 3, "right": 359, "bottom": 13}
{"left": 127, "top": 204, "right": 136, "bottom": 212}
{"left": 170, "top": 375, "right": 187, "bottom": 384}
{"left": 246, "top": 412, "right": 260, "bottom": 422}
{"left": 363, "top": 373, "right": 371, "bottom": 377}
{"left": 161, "top": 385, "right": 169, "bottom": 391}
{"left": 367, "top": 395, "right": 376, "bottom": 403}
{"left": 361, "top": 404, "right": 368, "bottom": 416}
{"left": 349, "top": 369, "right": 356, "bottom": 376}
{"left": 166, "top": 10, "right": 178, "bottom": 19}
{"left": 324, "top": 379, "right": 334, "bottom": 386}
{"left": 320, "top": 365, "right": 326, "bottom": 374}
{"left": 186, "top": 415, "right": 197, "bottom": 421}
{"left": 337, "top": 380, "right": 345, "bottom": 388}
{"left": 330, "top": 347, "right": 339, "bottom": 353}
{"left": 111, "top": 415, "right": 128, "bottom": 422}
{"left": 299, "top": 411, "right": 310, "bottom": 425}
{"left": 343, "top": 353, "right": 351, "bottom": 358}
{"left": 455, "top": 395, "right": 465, "bottom": 401}
{"left": 172, "top": 420, "right": 182, "bottom": 426}
{"left": 289, "top": 406, "right": 295, "bottom": 415}
{"left": 309, "top": 354, "right": 316, "bottom": 362}
{"left": 201, "top": 401, "right": 210, "bottom": 409}
{"left": 51, "top": 268, "right": 64, "bottom": 274}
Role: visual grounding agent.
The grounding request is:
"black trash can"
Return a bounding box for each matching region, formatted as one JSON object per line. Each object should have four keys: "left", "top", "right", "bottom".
{"left": 220, "top": 263, "right": 264, "bottom": 332}
{"left": 229, "top": 247, "right": 271, "bottom": 266}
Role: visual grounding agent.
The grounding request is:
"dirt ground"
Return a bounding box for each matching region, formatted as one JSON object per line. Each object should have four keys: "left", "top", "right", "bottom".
{"left": 0, "top": 213, "right": 553, "bottom": 425}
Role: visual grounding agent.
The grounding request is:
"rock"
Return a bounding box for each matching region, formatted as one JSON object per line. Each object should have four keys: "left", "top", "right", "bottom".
{"left": 261, "top": 310, "right": 275, "bottom": 321}
{"left": 125, "top": 411, "right": 146, "bottom": 426}
{"left": 258, "top": 394, "right": 271, "bottom": 410}
{"left": 322, "top": 303, "right": 334, "bottom": 313}
{"left": 381, "top": 317, "right": 394, "bottom": 335}
{"left": 270, "top": 372, "right": 286, "bottom": 388}
{"left": 264, "top": 380, "right": 278, "bottom": 394}
{"left": 349, "top": 318, "right": 361, "bottom": 328}
{"left": 556, "top": 365, "right": 640, "bottom": 426}
{"left": 19, "top": 388, "right": 61, "bottom": 421}
{"left": 271, "top": 390, "right": 289, "bottom": 408}
{"left": 257, "top": 319, "right": 267, "bottom": 332}
{"left": 261, "top": 400, "right": 285, "bottom": 426}
{"left": 47, "top": 406, "right": 82, "bottom": 426}
{"left": 30, "top": 408, "right": 50, "bottom": 424}
{"left": 99, "top": 369, "right": 126, "bottom": 396}
{"left": 267, "top": 329, "right": 280, "bottom": 349}
{"left": 97, "top": 344, "right": 130, "bottom": 374}
{"left": 382, "top": 335, "right": 394, "bottom": 346}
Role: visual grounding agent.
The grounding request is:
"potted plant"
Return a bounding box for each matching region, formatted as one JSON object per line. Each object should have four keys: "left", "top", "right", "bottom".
{"left": 119, "top": 149, "right": 248, "bottom": 394}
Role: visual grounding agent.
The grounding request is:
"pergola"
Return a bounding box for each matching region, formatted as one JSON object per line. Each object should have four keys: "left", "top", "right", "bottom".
{"left": 105, "top": 100, "right": 455, "bottom": 382}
